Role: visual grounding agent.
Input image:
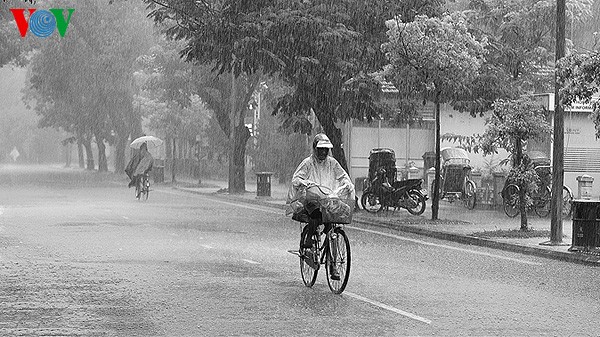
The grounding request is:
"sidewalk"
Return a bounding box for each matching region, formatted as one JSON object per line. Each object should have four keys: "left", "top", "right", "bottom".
{"left": 172, "top": 177, "right": 600, "bottom": 266}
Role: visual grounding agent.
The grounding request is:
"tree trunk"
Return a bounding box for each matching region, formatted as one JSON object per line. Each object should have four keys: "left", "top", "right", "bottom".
{"left": 82, "top": 139, "right": 94, "bottom": 170}
{"left": 228, "top": 68, "right": 239, "bottom": 193}
{"left": 64, "top": 143, "right": 72, "bottom": 168}
{"left": 172, "top": 138, "right": 177, "bottom": 183}
{"left": 77, "top": 138, "right": 85, "bottom": 168}
{"left": 323, "top": 123, "right": 349, "bottom": 174}
{"left": 515, "top": 139, "right": 529, "bottom": 231}
{"left": 96, "top": 136, "right": 108, "bottom": 172}
{"left": 432, "top": 91, "right": 441, "bottom": 220}
{"left": 314, "top": 109, "right": 349, "bottom": 174}
{"left": 114, "top": 133, "right": 127, "bottom": 173}
{"left": 229, "top": 122, "right": 251, "bottom": 194}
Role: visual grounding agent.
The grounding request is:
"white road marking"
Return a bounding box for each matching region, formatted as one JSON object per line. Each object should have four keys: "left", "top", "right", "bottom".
{"left": 345, "top": 291, "right": 432, "bottom": 325}
{"left": 242, "top": 259, "right": 260, "bottom": 265}
{"left": 201, "top": 244, "right": 213, "bottom": 249}
{"left": 0, "top": 206, "right": 4, "bottom": 216}
{"left": 347, "top": 226, "right": 543, "bottom": 266}
{"left": 122, "top": 216, "right": 130, "bottom": 220}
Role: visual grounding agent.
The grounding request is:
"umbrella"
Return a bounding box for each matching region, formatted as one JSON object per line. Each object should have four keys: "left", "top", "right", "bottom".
{"left": 130, "top": 135, "right": 164, "bottom": 149}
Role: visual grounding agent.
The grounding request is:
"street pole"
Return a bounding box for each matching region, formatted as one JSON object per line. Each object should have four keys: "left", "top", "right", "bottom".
{"left": 543, "top": 0, "right": 567, "bottom": 246}
{"left": 196, "top": 135, "right": 201, "bottom": 186}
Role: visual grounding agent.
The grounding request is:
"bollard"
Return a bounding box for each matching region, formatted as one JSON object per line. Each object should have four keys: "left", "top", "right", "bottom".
{"left": 426, "top": 167, "right": 436, "bottom": 194}
{"left": 576, "top": 174, "right": 594, "bottom": 200}
{"left": 408, "top": 163, "right": 420, "bottom": 179}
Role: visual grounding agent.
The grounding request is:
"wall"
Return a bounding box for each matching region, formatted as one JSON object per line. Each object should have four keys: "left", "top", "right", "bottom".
{"left": 346, "top": 120, "right": 435, "bottom": 181}
{"left": 440, "top": 104, "right": 511, "bottom": 175}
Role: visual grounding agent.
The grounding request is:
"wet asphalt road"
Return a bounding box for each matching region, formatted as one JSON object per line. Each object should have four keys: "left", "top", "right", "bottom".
{"left": 0, "top": 165, "right": 599, "bottom": 336}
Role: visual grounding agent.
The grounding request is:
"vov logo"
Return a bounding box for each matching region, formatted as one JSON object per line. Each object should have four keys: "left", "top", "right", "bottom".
{"left": 10, "top": 8, "right": 74, "bottom": 38}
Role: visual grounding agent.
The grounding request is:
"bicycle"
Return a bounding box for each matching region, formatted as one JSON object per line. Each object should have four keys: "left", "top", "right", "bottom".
{"left": 294, "top": 222, "right": 351, "bottom": 294}
{"left": 502, "top": 183, "right": 573, "bottom": 218}
{"left": 287, "top": 184, "right": 353, "bottom": 294}
{"left": 135, "top": 173, "right": 150, "bottom": 200}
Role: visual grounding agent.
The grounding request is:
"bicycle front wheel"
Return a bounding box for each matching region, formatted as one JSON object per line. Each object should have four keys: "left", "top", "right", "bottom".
{"left": 326, "top": 227, "right": 350, "bottom": 294}
{"left": 300, "top": 232, "right": 318, "bottom": 287}
{"left": 135, "top": 180, "right": 142, "bottom": 200}
{"left": 463, "top": 180, "right": 477, "bottom": 210}
{"left": 534, "top": 186, "right": 551, "bottom": 217}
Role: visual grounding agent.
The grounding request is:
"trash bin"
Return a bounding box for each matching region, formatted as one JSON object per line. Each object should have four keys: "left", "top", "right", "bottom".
{"left": 569, "top": 199, "right": 600, "bottom": 252}
{"left": 256, "top": 172, "right": 274, "bottom": 197}
{"left": 153, "top": 165, "right": 165, "bottom": 184}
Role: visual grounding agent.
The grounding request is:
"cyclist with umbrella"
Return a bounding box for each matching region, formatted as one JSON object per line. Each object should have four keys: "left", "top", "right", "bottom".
{"left": 126, "top": 136, "right": 162, "bottom": 190}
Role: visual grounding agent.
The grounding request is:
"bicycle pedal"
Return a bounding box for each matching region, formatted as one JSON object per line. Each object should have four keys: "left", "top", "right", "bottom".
{"left": 287, "top": 249, "right": 302, "bottom": 257}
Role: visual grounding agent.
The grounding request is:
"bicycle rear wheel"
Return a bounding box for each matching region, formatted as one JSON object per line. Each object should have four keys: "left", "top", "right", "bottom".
{"left": 300, "top": 232, "right": 319, "bottom": 287}
{"left": 562, "top": 186, "right": 573, "bottom": 219}
{"left": 503, "top": 184, "right": 520, "bottom": 218}
{"left": 326, "top": 227, "right": 350, "bottom": 294}
{"left": 144, "top": 178, "right": 150, "bottom": 200}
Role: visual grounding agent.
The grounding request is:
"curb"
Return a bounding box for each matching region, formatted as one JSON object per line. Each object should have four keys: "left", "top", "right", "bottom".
{"left": 172, "top": 186, "right": 600, "bottom": 266}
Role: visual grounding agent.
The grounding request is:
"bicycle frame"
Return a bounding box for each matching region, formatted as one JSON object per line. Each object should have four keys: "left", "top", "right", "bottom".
{"left": 136, "top": 173, "right": 150, "bottom": 200}
{"left": 304, "top": 224, "right": 336, "bottom": 269}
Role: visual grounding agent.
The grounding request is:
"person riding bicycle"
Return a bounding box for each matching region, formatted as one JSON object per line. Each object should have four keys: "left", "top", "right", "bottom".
{"left": 288, "top": 133, "right": 355, "bottom": 280}
{"left": 126, "top": 142, "right": 154, "bottom": 192}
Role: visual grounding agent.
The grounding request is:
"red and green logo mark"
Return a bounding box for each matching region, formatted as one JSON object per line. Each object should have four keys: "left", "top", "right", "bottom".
{"left": 10, "top": 8, "right": 74, "bottom": 38}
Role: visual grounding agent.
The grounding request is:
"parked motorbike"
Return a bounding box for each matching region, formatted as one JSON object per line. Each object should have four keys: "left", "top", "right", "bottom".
{"left": 361, "top": 168, "right": 428, "bottom": 215}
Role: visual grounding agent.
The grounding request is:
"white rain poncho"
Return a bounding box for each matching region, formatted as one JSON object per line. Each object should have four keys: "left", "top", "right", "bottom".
{"left": 287, "top": 153, "right": 356, "bottom": 223}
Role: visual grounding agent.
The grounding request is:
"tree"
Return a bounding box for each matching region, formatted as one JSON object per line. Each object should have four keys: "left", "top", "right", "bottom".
{"left": 143, "top": 0, "right": 445, "bottom": 190}
{"left": 382, "top": 13, "right": 487, "bottom": 220}
{"left": 447, "top": 0, "right": 592, "bottom": 117}
{"left": 26, "top": 1, "right": 153, "bottom": 172}
{"left": 0, "top": 2, "right": 31, "bottom": 67}
{"left": 558, "top": 51, "right": 600, "bottom": 132}
{"left": 269, "top": 0, "right": 446, "bottom": 171}
{"left": 480, "top": 97, "right": 552, "bottom": 231}
{"left": 145, "top": 0, "right": 275, "bottom": 192}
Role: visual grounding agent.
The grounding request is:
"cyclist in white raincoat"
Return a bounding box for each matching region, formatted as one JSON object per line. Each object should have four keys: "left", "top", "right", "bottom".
{"left": 288, "top": 133, "right": 355, "bottom": 279}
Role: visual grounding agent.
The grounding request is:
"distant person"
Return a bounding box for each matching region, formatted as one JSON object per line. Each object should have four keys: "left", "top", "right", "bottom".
{"left": 125, "top": 142, "right": 154, "bottom": 188}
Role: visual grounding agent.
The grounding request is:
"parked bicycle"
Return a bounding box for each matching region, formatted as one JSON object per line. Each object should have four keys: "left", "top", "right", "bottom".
{"left": 501, "top": 152, "right": 573, "bottom": 218}
{"left": 502, "top": 181, "right": 573, "bottom": 218}
{"left": 135, "top": 173, "right": 150, "bottom": 200}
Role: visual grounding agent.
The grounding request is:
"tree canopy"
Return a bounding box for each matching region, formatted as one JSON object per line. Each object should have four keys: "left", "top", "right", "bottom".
{"left": 26, "top": 1, "right": 153, "bottom": 171}
{"left": 382, "top": 13, "right": 487, "bottom": 220}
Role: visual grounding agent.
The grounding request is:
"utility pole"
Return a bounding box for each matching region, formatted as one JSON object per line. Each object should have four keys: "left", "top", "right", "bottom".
{"left": 543, "top": 0, "right": 567, "bottom": 246}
